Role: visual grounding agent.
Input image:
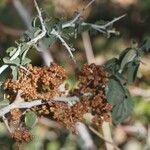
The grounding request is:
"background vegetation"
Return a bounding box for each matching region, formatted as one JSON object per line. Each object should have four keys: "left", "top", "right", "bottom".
{"left": 0, "top": 0, "right": 150, "bottom": 149}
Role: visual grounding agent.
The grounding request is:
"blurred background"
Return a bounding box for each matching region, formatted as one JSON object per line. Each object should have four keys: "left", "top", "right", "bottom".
{"left": 0, "top": 0, "right": 150, "bottom": 149}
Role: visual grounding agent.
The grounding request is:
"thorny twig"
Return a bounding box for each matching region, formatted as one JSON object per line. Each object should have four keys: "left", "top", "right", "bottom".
{"left": 0, "top": 0, "right": 46, "bottom": 75}
{"left": 51, "top": 29, "right": 77, "bottom": 64}
{"left": 81, "top": 14, "right": 126, "bottom": 37}
{"left": 55, "top": 0, "right": 96, "bottom": 63}
{"left": 33, "top": 0, "right": 46, "bottom": 32}
{"left": 0, "top": 95, "right": 82, "bottom": 117}
{"left": 12, "top": 0, "right": 54, "bottom": 66}
{"left": 0, "top": 0, "right": 125, "bottom": 75}
{"left": 62, "top": 0, "right": 95, "bottom": 28}
{"left": 63, "top": 14, "right": 126, "bottom": 37}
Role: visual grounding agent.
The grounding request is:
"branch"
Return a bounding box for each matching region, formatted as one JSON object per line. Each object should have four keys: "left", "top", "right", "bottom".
{"left": 104, "top": 14, "right": 126, "bottom": 28}
{"left": 82, "top": 31, "right": 95, "bottom": 64}
{"left": 0, "top": 100, "right": 45, "bottom": 117}
{"left": 0, "top": 0, "right": 47, "bottom": 75}
{"left": 51, "top": 29, "right": 77, "bottom": 64}
{"left": 12, "top": 0, "right": 53, "bottom": 66}
{"left": 62, "top": 14, "right": 126, "bottom": 37}
{"left": 62, "top": 0, "right": 95, "bottom": 29}
{"left": 81, "top": 14, "right": 126, "bottom": 37}
{"left": 0, "top": 95, "right": 81, "bottom": 117}
{"left": 76, "top": 122, "right": 97, "bottom": 150}
{"left": 89, "top": 126, "right": 120, "bottom": 150}
{"left": 102, "top": 122, "right": 115, "bottom": 150}
{"left": 33, "top": 0, "right": 46, "bottom": 32}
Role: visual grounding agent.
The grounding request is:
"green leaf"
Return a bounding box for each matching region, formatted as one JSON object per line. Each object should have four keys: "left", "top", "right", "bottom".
{"left": 3, "top": 57, "right": 20, "bottom": 66}
{"left": 119, "top": 49, "right": 137, "bottom": 73}
{"left": 112, "top": 95, "right": 134, "bottom": 124}
{"left": 25, "top": 111, "right": 38, "bottom": 129}
{"left": 6, "top": 47, "right": 17, "bottom": 57}
{"left": 40, "top": 35, "right": 57, "bottom": 50}
{"left": 34, "top": 29, "right": 42, "bottom": 37}
{"left": 0, "top": 99, "right": 10, "bottom": 109}
{"left": 139, "top": 39, "right": 150, "bottom": 56}
{"left": 10, "top": 66, "right": 18, "bottom": 80}
{"left": 21, "top": 43, "right": 30, "bottom": 56}
{"left": 24, "top": 27, "right": 41, "bottom": 40}
{"left": 104, "top": 58, "right": 119, "bottom": 74}
{"left": 119, "top": 48, "right": 131, "bottom": 62}
{"left": 32, "top": 16, "right": 39, "bottom": 27}
{"left": 106, "top": 78, "right": 125, "bottom": 105}
{"left": 21, "top": 57, "right": 31, "bottom": 66}
{"left": 127, "top": 61, "right": 140, "bottom": 84}
{"left": 46, "top": 17, "right": 63, "bottom": 32}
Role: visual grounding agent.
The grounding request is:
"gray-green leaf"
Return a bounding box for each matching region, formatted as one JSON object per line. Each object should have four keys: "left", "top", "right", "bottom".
{"left": 10, "top": 66, "right": 18, "bottom": 80}
{"left": 127, "top": 61, "right": 140, "bottom": 84}
{"left": 40, "top": 35, "right": 57, "bottom": 50}
{"left": 112, "top": 96, "right": 134, "bottom": 124}
{"left": 104, "top": 58, "right": 119, "bottom": 74}
{"left": 106, "top": 78, "right": 125, "bottom": 105}
{"left": 21, "top": 43, "right": 30, "bottom": 56}
{"left": 3, "top": 57, "right": 20, "bottom": 66}
{"left": 21, "top": 57, "right": 31, "bottom": 66}
{"left": 6, "top": 47, "right": 17, "bottom": 57}
{"left": 119, "top": 49, "right": 137, "bottom": 73}
{"left": 0, "top": 99, "right": 10, "bottom": 109}
{"left": 25, "top": 111, "right": 38, "bottom": 129}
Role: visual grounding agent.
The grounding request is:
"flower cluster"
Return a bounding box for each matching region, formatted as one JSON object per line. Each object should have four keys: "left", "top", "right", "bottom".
{"left": 12, "top": 129, "right": 32, "bottom": 143}
{"left": 2, "top": 63, "right": 112, "bottom": 141}
{"left": 50, "top": 64, "right": 112, "bottom": 131}
{"left": 3, "top": 63, "right": 66, "bottom": 101}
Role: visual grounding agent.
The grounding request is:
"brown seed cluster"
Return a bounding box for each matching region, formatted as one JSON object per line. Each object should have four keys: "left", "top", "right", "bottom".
{"left": 49, "top": 98, "right": 90, "bottom": 131}
{"left": 12, "top": 129, "right": 32, "bottom": 143}
{"left": 2, "top": 63, "right": 112, "bottom": 140}
{"left": 50, "top": 64, "right": 112, "bottom": 130}
{"left": 10, "top": 108, "right": 22, "bottom": 126}
{"left": 3, "top": 63, "right": 66, "bottom": 101}
{"left": 78, "top": 63, "right": 109, "bottom": 93}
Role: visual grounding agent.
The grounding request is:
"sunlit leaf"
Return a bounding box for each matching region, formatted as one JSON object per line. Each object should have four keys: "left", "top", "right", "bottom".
{"left": 25, "top": 111, "right": 38, "bottom": 129}
{"left": 6, "top": 47, "right": 17, "bottom": 57}
{"left": 3, "top": 57, "right": 20, "bottom": 66}
{"left": 119, "top": 49, "right": 137, "bottom": 73}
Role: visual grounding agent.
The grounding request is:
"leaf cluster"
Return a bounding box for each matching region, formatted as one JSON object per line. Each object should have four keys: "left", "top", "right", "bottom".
{"left": 104, "top": 40, "right": 150, "bottom": 124}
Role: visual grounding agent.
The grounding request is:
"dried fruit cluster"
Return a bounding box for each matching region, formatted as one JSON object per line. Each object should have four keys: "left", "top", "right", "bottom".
{"left": 3, "top": 63, "right": 66, "bottom": 101}
{"left": 2, "top": 63, "right": 112, "bottom": 142}
{"left": 50, "top": 64, "right": 112, "bottom": 130}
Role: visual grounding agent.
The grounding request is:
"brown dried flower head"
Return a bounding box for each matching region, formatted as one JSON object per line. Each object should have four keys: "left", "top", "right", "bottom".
{"left": 3, "top": 63, "right": 112, "bottom": 138}
{"left": 3, "top": 63, "right": 66, "bottom": 101}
